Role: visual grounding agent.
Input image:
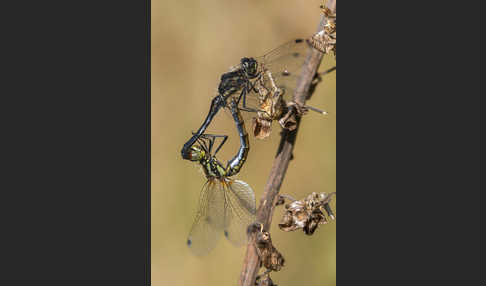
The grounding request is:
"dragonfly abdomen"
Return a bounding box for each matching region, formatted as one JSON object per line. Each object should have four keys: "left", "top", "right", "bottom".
{"left": 180, "top": 96, "right": 226, "bottom": 160}
{"left": 226, "top": 99, "right": 249, "bottom": 177}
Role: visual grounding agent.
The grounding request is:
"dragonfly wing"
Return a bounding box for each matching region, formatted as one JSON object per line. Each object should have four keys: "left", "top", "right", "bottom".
{"left": 256, "top": 39, "right": 311, "bottom": 103}
{"left": 222, "top": 179, "right": 256, "bottom": 247}
{"left": 258, "top": 39, "right": 311, "bottom": 70}
{"left": 256, "top": 39, "right": 335, "bottom": 103}
{"left": 187, "top": 179, "right": 226, "bottom": 256}
{"left": 279, "top": 52, "right": 336, "bottom": 103}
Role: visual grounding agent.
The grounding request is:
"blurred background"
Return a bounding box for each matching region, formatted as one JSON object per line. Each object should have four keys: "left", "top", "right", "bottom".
{"left": 152, "top": 0, "right": 335, "bottom": 285}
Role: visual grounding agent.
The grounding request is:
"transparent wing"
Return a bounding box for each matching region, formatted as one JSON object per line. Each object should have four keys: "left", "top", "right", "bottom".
{"left": 255, "top": 39, "right": 335, "bottom": 102}
{"left": 187, "top": 179, "right": 226, "bottom": 256}
{"left": 222, "top": 179, "right": 256, "bottom": 247}
{"left": 255, "top": 39, "right": 311, "bottom": 102}
{"left": 273, "top": 54, "right": 336, "bottom": 103}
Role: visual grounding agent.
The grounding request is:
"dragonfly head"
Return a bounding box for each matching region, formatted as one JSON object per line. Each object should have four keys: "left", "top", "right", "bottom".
{"left": 241, "top": 57, "right": 258, "bottom": 79}
{"left": 188, "top": 146, "right": 205, "bottom": 162}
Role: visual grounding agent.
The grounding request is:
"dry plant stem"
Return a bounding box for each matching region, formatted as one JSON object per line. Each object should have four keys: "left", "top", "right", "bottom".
{"left": 238, "top": 1, "right": 336, "bottom": 285}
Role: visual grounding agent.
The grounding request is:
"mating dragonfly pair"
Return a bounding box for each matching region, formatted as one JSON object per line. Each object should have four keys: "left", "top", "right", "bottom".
{"left": 181, "top": 38, "right": 335, "bottom": 256}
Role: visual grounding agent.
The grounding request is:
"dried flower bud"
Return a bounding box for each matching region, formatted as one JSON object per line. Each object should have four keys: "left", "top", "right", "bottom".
{"left": 275, "top": 195, "right": 287, "bottom": 206}
{"left": 255, "top": 273, "right": 277, "bottom": 286}
{"left": 251, "top": 67, "right": 288, "bottom": 138}
{"left": 278, "top": 100, "right": 310, "bottom": 131}
{"left": 252, "top": 117, "right": 273, "bottom": 140}
{"left": 278, "top": 192, "right": 336, "bottom": 235}
{"left": 251, "top": 223, "right": 285, "bottom": 273}
{"left": 308, "top": 7, "right": 336, "bottom": 56}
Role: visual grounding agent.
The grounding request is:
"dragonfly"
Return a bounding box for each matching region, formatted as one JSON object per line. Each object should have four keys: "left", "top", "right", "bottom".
{"left": 185, "top": 98, "right": 256, "bottom": 256}
{"left": 181, "top": 38, "right": 336, "bottom": 159}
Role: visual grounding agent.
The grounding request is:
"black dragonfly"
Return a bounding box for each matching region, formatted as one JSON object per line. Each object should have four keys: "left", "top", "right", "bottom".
{"left": 181, "top": 38, "right": 335, "bottom": 159}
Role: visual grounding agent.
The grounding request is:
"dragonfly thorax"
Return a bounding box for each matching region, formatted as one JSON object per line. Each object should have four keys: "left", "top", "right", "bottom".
{"left": 189, "top": 145, "right": 226, "bottom": 178}
{"left": 201, "top": 157, "right": 226, "bottom": 179}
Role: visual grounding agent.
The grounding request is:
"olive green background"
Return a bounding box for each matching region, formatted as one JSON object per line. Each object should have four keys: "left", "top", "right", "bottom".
{"left": 152, "top": 0, "right": 336, "bottom": 285}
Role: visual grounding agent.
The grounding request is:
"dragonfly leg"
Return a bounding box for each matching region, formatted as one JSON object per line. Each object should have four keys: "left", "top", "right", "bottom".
{"left": 213, "top": 135, "right": 228, "bottom": 156}
{"left": 193, "top": 133, "right": 228, "bottom": 157}
{"left": 194, "top": 135, "right": 209, "bottom": 153}
{"left": 248, "top": 74, "right": 261, "bottom": 94}
{"left": 238, "top": 84, "right": 260, "bottom": 113}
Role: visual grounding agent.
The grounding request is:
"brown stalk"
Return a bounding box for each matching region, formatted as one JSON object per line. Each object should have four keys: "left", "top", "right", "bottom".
{"left": 238, "top": 1, "right": 336, "bottom": 285}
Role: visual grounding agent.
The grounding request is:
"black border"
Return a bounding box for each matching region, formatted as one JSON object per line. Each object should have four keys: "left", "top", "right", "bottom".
{"left": 338, "top": 1, "right": 484, "bottom": 284}
{"left": 146, "top": 0, "right": 151, "bottom": 283}
{"left": 3, "top": 0, "right": 150, "bottom": 284}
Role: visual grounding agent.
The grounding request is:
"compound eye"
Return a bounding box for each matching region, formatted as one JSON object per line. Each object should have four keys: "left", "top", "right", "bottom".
{"left": 189, "top": 146, "right": 203, "bottom": 161}
{"left": 251, "top": 61, "right": 257, "bottom": 71}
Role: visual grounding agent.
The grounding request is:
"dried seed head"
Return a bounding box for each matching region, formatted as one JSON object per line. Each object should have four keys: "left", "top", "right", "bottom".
{"left": 278, "top": 192, "right": 336, "bottom": 235}
{"left": 253, "top": 224, "right": 285, "bottom": 273}
{"left": 251, "top": 69, "right": 289, "bottom": 139}
{"left": 275, "top": 195, "right": 286, "bottom": 206}
{"left": 252, "top": 117, "right": 273, "bottom": 139}
{"left": 255, "top": 274, "right": 277, "bottom": 286}
{"left": 308, "top": 7, "right": 336, "bottom": 56}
